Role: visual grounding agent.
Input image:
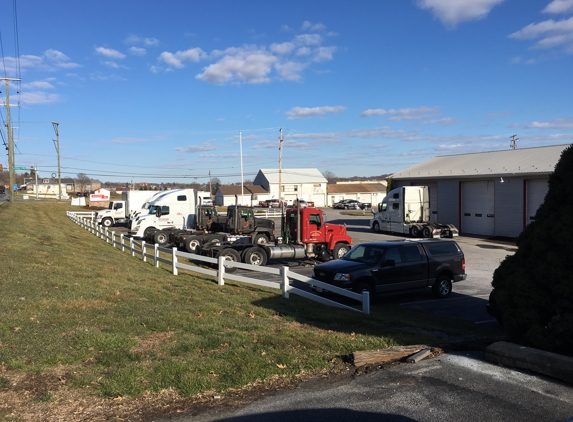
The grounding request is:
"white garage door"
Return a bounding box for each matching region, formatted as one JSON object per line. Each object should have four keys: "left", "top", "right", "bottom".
{"left": 462, "top": 181, "right": 495, "bottom": 236}
{"left": 526, "top": 179, "right": 549, "bottom": 225}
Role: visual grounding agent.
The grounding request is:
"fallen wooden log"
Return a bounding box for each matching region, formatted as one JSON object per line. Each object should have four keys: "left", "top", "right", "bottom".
{"left": 352, "top": 345, "right": 428, "bottom": 367}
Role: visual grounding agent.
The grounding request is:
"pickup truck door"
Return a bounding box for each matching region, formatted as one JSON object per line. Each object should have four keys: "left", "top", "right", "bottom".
{"left": 373, "top": 245, "right": 428, "bottom": 292}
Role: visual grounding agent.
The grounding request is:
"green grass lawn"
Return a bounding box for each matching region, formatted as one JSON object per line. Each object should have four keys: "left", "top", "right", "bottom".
{"left": 0, "top": 201, "right": 497, "bottom": 417}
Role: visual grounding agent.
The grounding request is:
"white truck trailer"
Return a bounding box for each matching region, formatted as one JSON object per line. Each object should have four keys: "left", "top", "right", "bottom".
{"left": 370, "top": 186, "right": 459, "bottom": 238}
{"left": 95, "top": 190, "right": 158, "bottom": 227}
{"left": 128, "top": 189, "right": 196, "bottom": 241}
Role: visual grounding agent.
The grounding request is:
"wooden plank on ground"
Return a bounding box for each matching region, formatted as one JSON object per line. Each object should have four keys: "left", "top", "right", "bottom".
{"left": 352, "top": 345, "right": 428, "bottom": 367}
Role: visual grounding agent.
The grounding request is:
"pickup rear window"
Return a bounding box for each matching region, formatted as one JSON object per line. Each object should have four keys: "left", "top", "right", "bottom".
{"left": 426, "top": 243, "right": 459, "bottom": 256}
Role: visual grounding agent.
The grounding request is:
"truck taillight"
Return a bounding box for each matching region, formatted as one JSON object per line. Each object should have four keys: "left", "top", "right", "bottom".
{"left": 462, "top": 258, "right": 465, "bottom": 271}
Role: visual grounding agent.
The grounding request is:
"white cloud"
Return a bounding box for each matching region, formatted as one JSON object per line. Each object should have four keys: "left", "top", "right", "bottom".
{"left": 417, "top": 0, "right": 505, "bottom": 27}
{"left": 286, "top": 105, "right": 347, "bottom": 120}
{"left": 95, "top": 47, "right": 126, "bottom": 59}
{"left": 294, "top": 34, "right": 322, "bottom": 46}
{"left": 129, "top": 46, "right": 146, "bottom": 56}
{"left": 175, "top": 142, "right": 218, "bottom": 153}
{"left": 158, "top": 48, "right": 206, "bottom": 68}
{"left": 359, "top": 106, "right": 440, "bottom": 121}
{"left": 143, "top": 37, "right": 160, "bottom": 47}
{"left": 313, "top": 46, "right": 337, "bottom": 62}
{"left": 522, "top": 118, "right": 573, "bottom": 129}
{"left": 543, "top": 0, "right": 573, "bottom": 14}
{"left": 125, "top": 35, "right": 160, "bottom": 46}
{"left": 21, "top": 81, "right": 55, "bottom": 90}
{"left": 422, "top": 117, "right": 460, "bottom": 126}
{"left": 19, "top": 91, "right": 59, "bottom": 105}
{"left": 275, "top": 61, "right": 308, "bottom": 81}
{"left": 509, "top": 16, "right": 573, "bottom": 53}
{"left": 44, "top": 49, "right": 81, "bottom": 69}
{"left": 296, "top": 47, "right": 311, "bottom": 56}
{"left": 301, "top": 21, "right": 326, "bottom": 31}
{"left": 103, "top": 61, "right": 128, "bottom": 69}
{"left": 196, "top": 49, "right": 277, "bottom": 84}
{"left": 270, "top": 42, "right": 295, "bottom": 55}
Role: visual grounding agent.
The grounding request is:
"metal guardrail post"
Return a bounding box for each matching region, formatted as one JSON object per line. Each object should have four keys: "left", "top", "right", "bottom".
{"left": 281, "top": 266, "right": 290, "bottom": 298}
{"left": 218, "top": 256, "right": 225, "bottom": 285}
{"left": 362, "top": 291, "right": 370, "bottom": 315}
{"left": 142, "top": 241, "right": 146, "bottom": 262}
{"left": 172, "top": 248, "right": 178, "bottom": 275}
{"left": 154, "top": 243, "right": 159, "bottom": 268}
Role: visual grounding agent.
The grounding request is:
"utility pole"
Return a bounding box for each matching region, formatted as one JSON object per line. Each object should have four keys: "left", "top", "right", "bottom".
{"left": 239, "top": 130, "right": 244, "bottom": 205}
{"left": 279, "top": 128, "right": 283, "bottom": 204}
{"left": 3, "top": 77, "right": 21, "bottom": 203}
{"left": 510, "top": 134, "right": 519, "bottom": 150}
{"left": 51, "top": 122, "right": 61, "bottom": 201}
{"left": 209, "top": 170, "right": 212, "bottom": 198}
{"left": 34, "top": 163, "right": 38, "bottom": 200}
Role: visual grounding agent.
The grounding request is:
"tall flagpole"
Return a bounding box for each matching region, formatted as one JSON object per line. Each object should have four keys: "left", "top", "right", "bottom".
{"left": 240, "top": 130, "right": 244, "bottom": 205}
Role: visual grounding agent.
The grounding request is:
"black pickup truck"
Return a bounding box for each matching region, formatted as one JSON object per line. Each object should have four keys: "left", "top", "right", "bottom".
{"left": 311, "top": 239, "right": 466, "bottom": 299}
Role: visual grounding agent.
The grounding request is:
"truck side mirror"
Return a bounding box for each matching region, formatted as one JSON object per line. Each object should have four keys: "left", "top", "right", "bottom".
{"left": 381, "top": 259, "right": 395, "bottom": 268}
{"left": 156, "top": 207, "right": 162, "bottom": 217}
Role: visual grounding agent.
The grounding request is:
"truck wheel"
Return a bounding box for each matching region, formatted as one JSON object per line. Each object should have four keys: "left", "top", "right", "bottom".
{"left": 154, "top": 230, "right": 169, "bottom": 247}
{"left": 243, "top": 247, "right": 268, "bottom": 266}
{"left": 422, "top": 227, "right": 432, "bottom": 238}
{"left": 332, "top": 243, "right": 350, "bottom": 260}
{"left": 143, "top": 227, "right": 156, "bottom": 239}
{"left": 219, "top": 248, "right": 240, "bottom": 273}
{"left": 101, "top": 217, "right": 113, "bottom": 228}
{"left": 253, "top": 233, "right": 267, "bottom": 245}
{"left": 410, "top": 226, "right": 421, "bottom": 237}
{"left": 184, "top": 236, "right": 202, "bottom": 253}
{"left": 432, "top": 275, "right": 453, "bottom": 299}
{"left": 372, "top": 222, "right": 380, "bottom": 233}
{"left": 206, "top": 234, "right": 224, "bottom": 246}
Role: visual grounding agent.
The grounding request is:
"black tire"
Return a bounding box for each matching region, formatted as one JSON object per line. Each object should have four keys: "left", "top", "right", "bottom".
{"left": 422, "top": 226, "right": 433, "bottom": 238}
{"left": 252, "top": 233, "right": 267, "bottom": 245}
{"left": 372, "top": 221, "right": 381, "bottom": 233}
{"left": 243, "top": 247, "right": 268, "bottom": 266}
{"left": 154, "top": 230, "right": 169, "bottom": 247}
{"left": 184, "top": 235, "right": 202, "bottom": 253}
{"left": 143, "top": 227, "right": 156, "bottom": 240}
{"left": 432, "top": 274, "right": 453, "bottom": 299}
{"left": 332, "top": 243, "right": 350, "bottom": 260}
{"left": 410, "top": 226, "right": 421, "bottom": 238}
{"left": 101, "top": 217, "right": 113, "bottom": 228}
{"left": 218, "top": 248, "right": 241, "bottom": 273}
{"left": 206, "top": 234, "right": 224, "bottom": 246}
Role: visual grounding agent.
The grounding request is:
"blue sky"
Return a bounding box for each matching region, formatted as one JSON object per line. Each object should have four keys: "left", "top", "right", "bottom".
{"left": 1, "top": 0, "right": 572, "bottom": 185}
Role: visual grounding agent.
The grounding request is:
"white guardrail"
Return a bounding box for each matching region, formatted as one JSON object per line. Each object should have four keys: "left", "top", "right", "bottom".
{"left": 66, "top": 211, "right": 369, "bottom": 314}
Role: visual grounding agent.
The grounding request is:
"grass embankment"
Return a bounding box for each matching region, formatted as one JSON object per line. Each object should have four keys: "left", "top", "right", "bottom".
{"left": 0, "top": 202, "right": 495, "bottom": 420}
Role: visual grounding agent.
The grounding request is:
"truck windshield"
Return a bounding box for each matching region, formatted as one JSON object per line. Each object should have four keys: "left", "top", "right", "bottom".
{"left": 343, "top": 245, "right": 385, "bottom": 263}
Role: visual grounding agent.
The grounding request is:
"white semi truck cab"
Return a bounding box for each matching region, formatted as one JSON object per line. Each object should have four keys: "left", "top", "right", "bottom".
{"left": 370, "top": 186, "right": 459, "bottom": 238}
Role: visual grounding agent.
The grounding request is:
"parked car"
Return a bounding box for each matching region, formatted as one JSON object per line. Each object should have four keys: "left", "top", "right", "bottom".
{"left": 0, "top": 186, "right": 5, "bottom": 194}
{"left": 333, "top": 199, "right": 352, "bottom": 209}
{"left": 311, "top": 239, "right": 466, "bottom": 299}
{"left": 264, "top": 199, "right": 286, "bottom": 208}
{"left": 359, "top": 202, "right": 372, "bottom": 210}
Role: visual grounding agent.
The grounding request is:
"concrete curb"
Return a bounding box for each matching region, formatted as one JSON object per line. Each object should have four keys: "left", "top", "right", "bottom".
{"left": 486, "top": 341, "right": 573, "bottom": 384}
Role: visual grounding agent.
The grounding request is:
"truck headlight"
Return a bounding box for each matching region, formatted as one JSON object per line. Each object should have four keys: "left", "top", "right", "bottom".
{"left": 334, "top": 273, "right": 351, "bottom": 281}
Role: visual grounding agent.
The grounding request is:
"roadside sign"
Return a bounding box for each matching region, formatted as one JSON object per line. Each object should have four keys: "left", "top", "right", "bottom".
{"left": 13, "top": 166, "right": 27, "bottom": 170}
{"left": 13, "top": 184, "right": 18, "bottom": 191}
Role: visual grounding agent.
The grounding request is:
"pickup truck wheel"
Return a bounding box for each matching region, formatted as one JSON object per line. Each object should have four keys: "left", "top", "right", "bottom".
{"left": 410, "top": 226, "right": 421, "bottom": 238}
{"left": 422, "top": 227, "right": 433, "bottom": 238}
{"left": 372, "top": 222, "right": 381, "bottom": 233}
{"left": 101, "top": 217, "right": 113, "bottom": 228}
{"left": 332, "top": 243, "right": 350, "bottom": 259}
{"left": 219, "top": 248, "right": 240, "bottom": 273}
{"left": 432, "top": 275, "right": 453, "bottom": 299}
{"left": 184, "top": 236, "right": 202, "bottom": 253}
{"left": 253, "top": 233, "right": 267, "bottom": 245}
{"left": 154, "top": 230, "right": 169, "bottom": 247}
{"left": 243, "top": 247, "right": 268, "bottom": 266}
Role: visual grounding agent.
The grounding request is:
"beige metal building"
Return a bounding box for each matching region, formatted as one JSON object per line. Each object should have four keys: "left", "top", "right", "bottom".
{"left": 253, "top": 168, "right": 328, "bottom": 207}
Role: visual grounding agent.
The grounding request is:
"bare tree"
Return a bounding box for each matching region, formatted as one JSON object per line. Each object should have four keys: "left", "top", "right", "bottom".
{"left": 76, "top": 173, "right": 91, "bottom": 193}
{"left": 322, "top": 170, "right": 336, "bottom": 183}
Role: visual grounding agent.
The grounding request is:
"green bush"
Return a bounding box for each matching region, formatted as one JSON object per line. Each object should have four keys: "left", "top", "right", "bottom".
{"left": 492, "top": 145, "right": 573, "bottom": 356}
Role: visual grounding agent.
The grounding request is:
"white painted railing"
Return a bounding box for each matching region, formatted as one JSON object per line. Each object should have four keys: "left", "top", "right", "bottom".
{"left": 67, "top": 211, "right": 369, "bottom": 314}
